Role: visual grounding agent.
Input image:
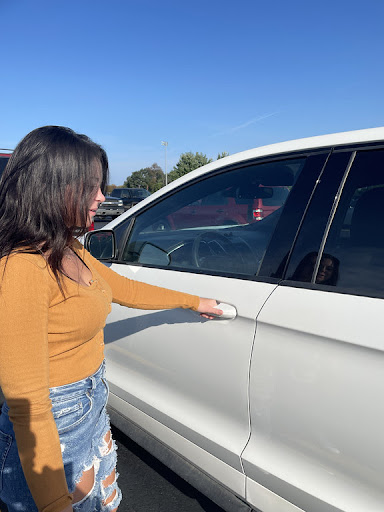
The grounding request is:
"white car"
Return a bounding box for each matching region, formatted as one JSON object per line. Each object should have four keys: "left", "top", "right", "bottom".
{"left": 85, "top": 128, "right": 384, "bottom": 512}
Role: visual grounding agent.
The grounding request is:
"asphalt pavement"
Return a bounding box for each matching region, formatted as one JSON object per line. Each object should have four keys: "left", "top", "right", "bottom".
{"left": 113, "top": 426, "right": 225, "bottom": 512}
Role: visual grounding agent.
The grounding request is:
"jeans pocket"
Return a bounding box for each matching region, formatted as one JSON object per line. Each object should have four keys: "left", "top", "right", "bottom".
{"left": 52, "top": 392, "right": 93, "bottom": 434}
{"left": 0, "top": 429, "right": 12, "bottom": 492}
{"left": 101, "top": 376, "right": 109, "bottom": 394}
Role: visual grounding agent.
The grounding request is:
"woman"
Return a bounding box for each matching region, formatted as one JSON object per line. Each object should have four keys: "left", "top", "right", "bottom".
{"left": 0, "top": 126, "right": 222, "bottom": 512}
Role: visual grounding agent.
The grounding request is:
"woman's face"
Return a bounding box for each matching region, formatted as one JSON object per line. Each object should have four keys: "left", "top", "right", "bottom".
{"left": 87, "top": 168, "right": 105, "bottom": 226}
{"left": 316, "top": 257, "right": 335, "bottom": 284}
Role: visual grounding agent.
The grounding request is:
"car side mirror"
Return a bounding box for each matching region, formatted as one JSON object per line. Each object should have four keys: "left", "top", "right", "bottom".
{"left": 85, "top": 230, "right": 116, "bottom": 260}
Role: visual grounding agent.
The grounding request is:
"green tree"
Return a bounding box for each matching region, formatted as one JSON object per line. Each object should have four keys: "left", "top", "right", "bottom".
{"left": 217, "top": 151, "right": 229, "bottom": 159}
{"left": 168, "top": 152, "right": 213, "bottom": 183}
{"left": 124, "top": 163, "right": 165, "bottom": 193}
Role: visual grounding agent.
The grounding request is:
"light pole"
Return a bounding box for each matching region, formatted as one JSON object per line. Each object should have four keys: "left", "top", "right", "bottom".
{"left": 161, "top": 140, "right": 168, "bottom": 186}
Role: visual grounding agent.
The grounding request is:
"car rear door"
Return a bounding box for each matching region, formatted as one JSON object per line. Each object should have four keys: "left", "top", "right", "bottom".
{"left": 101, "top": 152, "right": 328, "bottom": 499}
{"left": 242, "top": 146, "right": 384, "bottom": 512}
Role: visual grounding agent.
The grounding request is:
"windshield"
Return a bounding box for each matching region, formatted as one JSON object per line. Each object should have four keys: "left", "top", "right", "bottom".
{"left": 133, "top": 189, "right": 150, "bottom": 198}
{"left": 111, "top": 188, "right": 150, "bottom": 198}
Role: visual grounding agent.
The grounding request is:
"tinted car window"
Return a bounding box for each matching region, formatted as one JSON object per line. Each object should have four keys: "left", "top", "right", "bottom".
{"left": 321, "top": 149, "right": 384, "bottom": 297}
{"left": 121, "top": 158, "right": 307, "bottom": 277}
{"left": 111, "top": 188, "right": 150, "bottom": 199}
{"left": 284, "top": 151, "right": 353, "bottom": 284}
{"left": 286, "top": 148, "right": 384, "bottom": 298}
{"left": 111, "top": 189, "right": 131, "bottom": 198}
{"left": 133, "top": 189, "right": 151, "bottom": 198}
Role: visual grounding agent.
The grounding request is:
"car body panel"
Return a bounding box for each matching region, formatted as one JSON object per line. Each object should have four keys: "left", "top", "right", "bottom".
{"left": 242, "top": 287, "right": 384, "bottom": 512}
{"left": 108, "top": 392, "right": 248, "bottom": 498}
{"left": 104, "top": 264, "right": 277, "bottom": 478}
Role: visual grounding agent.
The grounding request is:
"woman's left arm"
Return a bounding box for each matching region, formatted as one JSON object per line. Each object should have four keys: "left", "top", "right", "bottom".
{"left": 83, "top": 247, "right": 222, "bottom": 317}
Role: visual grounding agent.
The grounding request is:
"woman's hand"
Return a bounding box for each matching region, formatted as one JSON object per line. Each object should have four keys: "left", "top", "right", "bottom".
{"left": 197, "top": 298, "right": 223, "bottom": 319}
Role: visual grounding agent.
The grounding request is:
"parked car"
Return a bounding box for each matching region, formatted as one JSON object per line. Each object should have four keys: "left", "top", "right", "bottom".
{"left": 95, "top": 196, "right": 124, "bottom": 219}
{"left": 110, "top": 187, "right": 150, "bottom": 210}
{"left": 0, "top": 151, "right": 12, "bottom": 178}
{"left": 162, "top": 184, "right": 290, "bottom": 229}
{"left": 85, "top": 127, "right": 384, "bottom": 512}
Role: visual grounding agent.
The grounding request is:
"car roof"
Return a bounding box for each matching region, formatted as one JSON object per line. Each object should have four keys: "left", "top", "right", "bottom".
{"left": 94, "top": 127, "right": 384, "bottom": 229}
{"left": 164, "top": 127, "right": 384, "bottom": 185}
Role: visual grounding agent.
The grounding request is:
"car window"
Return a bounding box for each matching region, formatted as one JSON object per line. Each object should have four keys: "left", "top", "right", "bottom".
{"left": 134, "top": 189, "right": 150, "bottom": 198}
{"left": 287, "top": 148, "right": 384, "bottom": 298}
{"left": 120, "top": 158, "right": 307, "bottom": 277}
{"left": 111, "top": 189, "right": 127, "bottom": 198}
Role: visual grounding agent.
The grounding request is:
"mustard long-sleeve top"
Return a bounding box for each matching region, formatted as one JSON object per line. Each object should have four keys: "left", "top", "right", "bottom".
{"left": 0, "top": 240, "right": 200, "bottom": 512}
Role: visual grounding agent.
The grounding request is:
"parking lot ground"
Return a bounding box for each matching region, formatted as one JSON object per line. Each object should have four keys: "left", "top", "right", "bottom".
{"left": 113, "top": 426, "right": 225, "bottom": 512}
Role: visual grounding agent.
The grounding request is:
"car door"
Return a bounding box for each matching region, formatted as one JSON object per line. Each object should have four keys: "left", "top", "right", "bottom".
{"left": 242, "top": 146, "right": 384, "bottom": 512}
{"left": 101, "top": 152, "right": 328, "bottom": 499}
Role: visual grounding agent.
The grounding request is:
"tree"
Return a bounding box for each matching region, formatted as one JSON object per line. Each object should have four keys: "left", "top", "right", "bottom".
{"left": 217, "top": 151, "right": 229, "bottom": 159}
{"left": 105, "top": 184, "right": 117, "bottom": 195}
{"left": 167, "top": 152, "right": 213, "bottom": 183}
{"left": 124, "top": 163, "right": 165, "bottom": 193}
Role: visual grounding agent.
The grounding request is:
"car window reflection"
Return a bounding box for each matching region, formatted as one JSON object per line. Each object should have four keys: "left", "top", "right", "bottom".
{"left": 122, "top": 158, "right": 306, "bottom": 277}
{"left": 289, "top": 252, "right": 340, "bottom": 285}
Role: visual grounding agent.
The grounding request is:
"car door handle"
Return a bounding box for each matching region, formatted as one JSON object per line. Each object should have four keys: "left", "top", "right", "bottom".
{"left": 213, "top": 302, "right": 237, "bottom": 320}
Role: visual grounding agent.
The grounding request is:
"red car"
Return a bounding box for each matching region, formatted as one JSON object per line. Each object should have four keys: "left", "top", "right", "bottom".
{"left": 166, "top": 184, "right": 290, "bottom": 229}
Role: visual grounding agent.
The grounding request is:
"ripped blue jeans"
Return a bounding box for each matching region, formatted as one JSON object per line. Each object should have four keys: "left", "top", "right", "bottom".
{"left": 0, "top": 361, "right": 121, "bottom": 511}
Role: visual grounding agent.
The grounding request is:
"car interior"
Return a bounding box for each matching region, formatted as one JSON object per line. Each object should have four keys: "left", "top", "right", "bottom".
{"left": 121, "top": 160, "right": 302, "bottom": 277}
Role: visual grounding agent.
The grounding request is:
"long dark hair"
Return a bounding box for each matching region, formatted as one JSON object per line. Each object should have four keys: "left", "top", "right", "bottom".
{"left": 0, "top": 125, "right": 109, "bottom": 284}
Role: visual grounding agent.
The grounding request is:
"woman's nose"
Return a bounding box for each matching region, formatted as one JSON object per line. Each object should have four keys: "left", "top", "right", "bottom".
{"left": 96, "top": 188, "right": 105, "bottom": 202}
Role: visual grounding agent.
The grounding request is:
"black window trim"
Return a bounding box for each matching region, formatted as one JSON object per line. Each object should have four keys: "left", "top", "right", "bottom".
{"left": 309, "top": 152, "right": 356, "bottom": 284}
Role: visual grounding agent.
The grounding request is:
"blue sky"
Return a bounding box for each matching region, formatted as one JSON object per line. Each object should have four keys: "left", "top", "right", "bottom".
{"left": 1, "top": 0, "right": 384, "bottom": 185}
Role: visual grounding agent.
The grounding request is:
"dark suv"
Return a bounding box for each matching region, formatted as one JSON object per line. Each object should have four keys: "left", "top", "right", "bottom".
{"left": 110, "top": 188, "right": 150, "bottom": 210}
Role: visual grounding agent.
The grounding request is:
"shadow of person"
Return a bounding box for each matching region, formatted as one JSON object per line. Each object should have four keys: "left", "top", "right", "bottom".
{"left": 0, "top": 398, "right": 72, "bottom": 511}
{"left": 104, "top": 308, "right": 207, "bottom": 345}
